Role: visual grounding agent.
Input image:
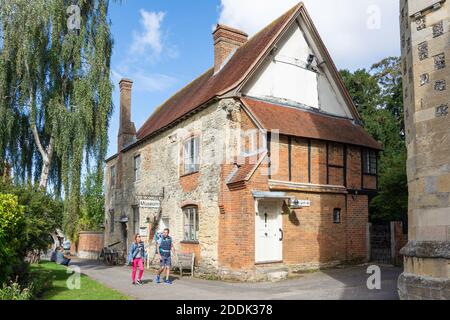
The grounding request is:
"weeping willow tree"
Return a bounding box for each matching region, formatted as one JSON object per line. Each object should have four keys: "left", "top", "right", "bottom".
{"left": 0, "top": 0, "right": 114, "bottom": 239}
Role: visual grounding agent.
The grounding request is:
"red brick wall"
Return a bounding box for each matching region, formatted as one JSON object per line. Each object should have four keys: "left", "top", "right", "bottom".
{"left": 291, "top": 138, "right": 309, "bottom": 182}
{"left": 347, "top": 146, "right": 362, "bottom": 190}
{"left": 283, "top": 193, "right": 347, "bottom": 265}
{"left": 346, "top": 195, "right": 369, "bottom": 261}
{"left": 77, "top": 232, "right": 104, "bottom": 257}
{"left": 393, "top": 221, "right": 408, "bottom": 265}
{"left": 180, "top": 172, "right": 200, "bottom": 193}
{"left": 217, "top": 107, "right": 372, "bottom": 271}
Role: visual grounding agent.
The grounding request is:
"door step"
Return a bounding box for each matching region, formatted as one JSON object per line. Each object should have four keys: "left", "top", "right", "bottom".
{"left": 255, "top": 264, "right": 289, "bottom": 282}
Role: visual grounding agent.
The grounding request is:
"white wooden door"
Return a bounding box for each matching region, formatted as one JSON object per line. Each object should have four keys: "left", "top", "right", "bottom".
{"left": 255, "top": 201, "right": 283, "bottom": 263}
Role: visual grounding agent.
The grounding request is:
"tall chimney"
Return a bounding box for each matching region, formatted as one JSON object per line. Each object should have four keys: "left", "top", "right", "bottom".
{"left": 118, "top": 78, "right": 136, "bottom": 152}
{"left": 213, "top": 24, "right": 248, "bottom": 73}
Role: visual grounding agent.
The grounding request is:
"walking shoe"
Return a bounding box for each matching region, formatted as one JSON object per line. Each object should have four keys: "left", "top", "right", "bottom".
{"left": 136, "top": 280, "right": 143, "bottom": 285}
{"left": 155, "top": 275, "right": 160, "bottom": 283}
{"left": 164, "top": 279, "right": 172, "bottom": 284}
{"left": 132, "top": 282, "right": 136, "bottom": 285}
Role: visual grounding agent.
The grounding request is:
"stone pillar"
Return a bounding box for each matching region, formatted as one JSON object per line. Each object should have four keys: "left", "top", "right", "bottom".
{"left": 398, "top": 0, "right": 450, "bottom": 300}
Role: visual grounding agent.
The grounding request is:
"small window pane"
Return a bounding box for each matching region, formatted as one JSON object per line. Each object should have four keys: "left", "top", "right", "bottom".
{"left": 184, "top": 137, "right": 200, "bottom": 174}
{"left": 333, "top": 208, "right": 341, "bottom": 224}
{"left": 134, "top": 155, "right": 141, "bottom": 181}
{"left": 183, "top": 206, "right": 199, "bottom": 241}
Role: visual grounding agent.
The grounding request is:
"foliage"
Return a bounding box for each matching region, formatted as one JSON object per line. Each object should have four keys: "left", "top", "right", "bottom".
{"left": 0, "top": 268, "right": 53, "bottom": 300}
{"left": 0, "top": 194, "right": 25, "bottom": 283}
{"left": 0, "top": 181, "right": 63, "bottom": 258}
{"left": 66, "top": 173, "right": 105, "bottom": 242}
{"left": 0, "top": 0, "right": 114, "bottom": 240}
{"left": 340, "top": 57, "right": 407, "bottom": 222}
{"left": 0, "top": 281, "right": 32, "bottom": 300}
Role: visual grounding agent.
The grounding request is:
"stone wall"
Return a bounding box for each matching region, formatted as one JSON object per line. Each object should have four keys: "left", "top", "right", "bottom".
{"left": 399, "top": 0, "right": 450, "bottom": 299}
{"left": 105, "top": 99, "right": 240, "bottom": 272}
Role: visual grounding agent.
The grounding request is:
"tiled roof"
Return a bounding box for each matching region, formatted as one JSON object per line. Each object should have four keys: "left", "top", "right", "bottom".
{"left": 136, "top": 3, "right": 301, "bottom": 141}
{"left": 241, "top": 98, "right": 382, "bottom": 150}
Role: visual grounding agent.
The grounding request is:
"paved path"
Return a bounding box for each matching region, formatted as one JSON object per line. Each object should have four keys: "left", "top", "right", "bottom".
{"left": 71, "top": 259, "right": 401, "bottom": 300}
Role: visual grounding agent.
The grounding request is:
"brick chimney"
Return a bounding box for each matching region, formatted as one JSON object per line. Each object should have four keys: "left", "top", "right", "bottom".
{"left": 213, "top": 24, "right": 248, "bottom": 73}
{"left": 118, "top": 78, "right": 136, "bottom": 152}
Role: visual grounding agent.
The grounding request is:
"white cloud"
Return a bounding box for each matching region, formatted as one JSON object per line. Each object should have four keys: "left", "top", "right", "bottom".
{"left": 218, "top": 0, "right": 400, "bottom": 70}
{"left": 131, "top": 10, "right": 166, "bottom": 56}
{"left": 112, "top": 69, "right": 177, "bottom": 93}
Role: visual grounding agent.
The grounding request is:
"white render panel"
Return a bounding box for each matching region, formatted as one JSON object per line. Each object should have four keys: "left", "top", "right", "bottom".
{"left": 242, "top": 23, "right": 351, "bottom": 118}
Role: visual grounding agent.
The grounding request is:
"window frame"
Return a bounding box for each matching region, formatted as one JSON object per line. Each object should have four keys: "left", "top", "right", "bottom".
{"left": 333, "top": 208, "right": 341, "bottom": 224}
{"left": 363, "top": 149, "right": 377, "bottom": 176}
{"left": 183, "top": 136, "right": 200, "bottom": 175}
{"left": 134, "top": 154, "right": 141, "bottom": 182}
{"left": 183, "top": 206, "right": 199, "bottom": 242}
{"left": 110, "top": 165, "right": 116, "bottom": 188}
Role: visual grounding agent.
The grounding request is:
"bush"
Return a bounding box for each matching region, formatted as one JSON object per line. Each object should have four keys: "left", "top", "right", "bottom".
{"left": 0, "top": 194, "right": 25, "bottom": 283}
{"left": 0, "top": 268, "right": 53, "bottom": 300}
{"left": 0, "top": 281, "right": 32, "bottom": 300}
{"left": 26, "top": 269, "right": 53, "bottom": 298}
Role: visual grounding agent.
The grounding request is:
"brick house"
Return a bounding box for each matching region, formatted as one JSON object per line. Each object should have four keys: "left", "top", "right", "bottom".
{"left": 104, "top": 3, "right": 381, "bottom": 280}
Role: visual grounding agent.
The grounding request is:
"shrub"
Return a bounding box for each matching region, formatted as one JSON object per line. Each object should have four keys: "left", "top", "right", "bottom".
{"left": 0, "top": 194, "right": 25, "bottom": 283}
{"left": 26, "top": 269, "right": 53, "bottom": 298}
{"left": 0, "top": 281, "right": 32, "bottom": 300}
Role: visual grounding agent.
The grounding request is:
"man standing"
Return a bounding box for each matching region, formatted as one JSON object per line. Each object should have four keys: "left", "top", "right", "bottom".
{"left": 155, "top": 228, "right": 176, "bottom": 284}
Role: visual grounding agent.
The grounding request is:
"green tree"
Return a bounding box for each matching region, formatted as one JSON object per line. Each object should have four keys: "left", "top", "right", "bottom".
{"left": 0, "top": 1, "right": 114, "bottom": 239}
{"left": 0, "top": 181, "right": 63, "bottom": 261}
{"left": 0, "top": 194, "right": 25, "bottom": 283}
{"left": 340, "top": 57, "right": 407, "bottom": 222}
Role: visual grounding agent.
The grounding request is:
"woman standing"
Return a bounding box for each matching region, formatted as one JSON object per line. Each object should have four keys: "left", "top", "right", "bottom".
{"left": 128, "top": 234, "right": 147, "bottom": 285}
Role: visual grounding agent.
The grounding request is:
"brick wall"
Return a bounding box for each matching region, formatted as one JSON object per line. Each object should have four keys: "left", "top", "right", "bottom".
{"left": 77, "top": 231, "right": 104, "bottom": 259}
{"left": 346, "top": 195, "right": 369, "bottom": 261}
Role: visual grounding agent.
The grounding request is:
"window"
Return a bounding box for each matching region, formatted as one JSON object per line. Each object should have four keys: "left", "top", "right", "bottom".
{"left": 183, "top": 136, "right": 200, "bottom": 175}
{"left": 333, "top": 208, "right": 341, "bottom": 224}
{"left": 183, "top": 206, "right": 199, "bottom": 241}
{"left": 363, "top": 149, "right": 377, "bottom": 175}
{"left": 110, "top": 165, "right": 116, "bottom": 187}
{"left": 134, "top": 155, "right": 141, "bottom": 181}
{"left": 133, "top": 206, "right": 140, "bottom": 235}
{"left": 109, "top": 209, "right": 115, "bottom": 233}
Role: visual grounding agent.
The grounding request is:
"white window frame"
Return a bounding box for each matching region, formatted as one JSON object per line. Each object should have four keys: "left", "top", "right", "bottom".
{"left": 183, "top": 136, "right": 200, "bottom": 175}
{"left": 183, "top": 206, "right": 199, "bottom": 241}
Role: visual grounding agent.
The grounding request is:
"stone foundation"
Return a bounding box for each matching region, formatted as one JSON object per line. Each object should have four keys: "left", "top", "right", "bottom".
{"left": 398, "top": 241, "right": 450, "bottom": 300}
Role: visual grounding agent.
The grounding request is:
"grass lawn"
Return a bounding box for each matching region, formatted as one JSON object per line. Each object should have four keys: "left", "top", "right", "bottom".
{"left": 31, "top": 261, "right": 129, "bottom": 300}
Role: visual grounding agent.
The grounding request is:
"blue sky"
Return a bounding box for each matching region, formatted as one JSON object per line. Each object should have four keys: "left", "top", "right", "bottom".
{"left": 107, "top": 0, "right": 400, "bottom": 158}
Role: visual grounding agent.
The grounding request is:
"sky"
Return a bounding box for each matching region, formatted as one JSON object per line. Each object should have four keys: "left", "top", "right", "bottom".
{"left": 107, "top": 0, "right": 400, "bottom": 158}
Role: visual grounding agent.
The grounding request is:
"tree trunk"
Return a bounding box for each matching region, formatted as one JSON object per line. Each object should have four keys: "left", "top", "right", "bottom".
{"left": 31, "top": 121, "right": 54, "bottom": 190}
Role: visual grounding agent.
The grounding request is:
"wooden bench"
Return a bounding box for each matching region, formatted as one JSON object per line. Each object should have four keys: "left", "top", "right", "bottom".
{"left": 176, "top": 253, "right": 195, "bottom": 278}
